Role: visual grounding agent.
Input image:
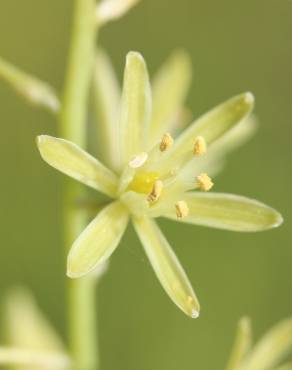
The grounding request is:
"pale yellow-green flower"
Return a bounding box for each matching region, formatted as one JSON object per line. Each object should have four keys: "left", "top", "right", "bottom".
{"left": 225, "top": 317, "right": 292, "bottom": 370}
{"left": 0, "top": 288, "right": 70, "bottom": 370}
{"left": 37, "top": 50, "right": 282, "bottom": 318}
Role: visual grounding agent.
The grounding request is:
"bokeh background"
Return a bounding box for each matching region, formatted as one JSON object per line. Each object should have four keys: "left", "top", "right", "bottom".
{"left": 0, "top": 1, "right": 291, "bottom": 369}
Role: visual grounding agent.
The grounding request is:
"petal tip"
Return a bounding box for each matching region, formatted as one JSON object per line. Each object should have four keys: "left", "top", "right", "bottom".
{"left": 272, "top": 211, "right": 284, "bottom": 229}
{"left": 244, "top": 92, "right": 255, "bottom": 106}
{"left": 191, "top": 309, "right": 200, "bottom": 319}
{"left": 126, "top": 51, "right": 145, "bottom": 66}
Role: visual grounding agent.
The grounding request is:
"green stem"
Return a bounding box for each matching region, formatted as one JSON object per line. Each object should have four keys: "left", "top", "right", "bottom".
{"left": 59, "top": 1, "right": 99, "bottom": 370}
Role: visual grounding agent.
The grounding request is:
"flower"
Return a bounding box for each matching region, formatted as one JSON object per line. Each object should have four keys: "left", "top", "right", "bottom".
{"left": 0, "top": 288, "right": 70, "bottom": 370}
{"left": 37, "top": 51, "right": 282, "bottom": 318}
{"left": 225, "top": 316, "right": 292, "bottom": 370}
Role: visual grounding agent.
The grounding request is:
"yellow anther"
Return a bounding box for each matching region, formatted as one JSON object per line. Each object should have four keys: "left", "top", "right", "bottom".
{"left": 129, "top": 152, "right": 148, "bottom": 168}
{"left": 196, "top": 173, "right": 214, "bottom": 191}
{"left": 194, "top": 136, "right": 207, "bottom": 156}
{"left": 148, "top": 180, "right": 163, "bottom": 202}
{"left": 175, "top": 200, "right": 189, "bottom": 218}
{"left": 160, "top": 133, "right": 174, "bottom": 152}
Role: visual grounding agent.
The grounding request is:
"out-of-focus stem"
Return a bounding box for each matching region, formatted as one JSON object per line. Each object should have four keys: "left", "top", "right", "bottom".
{"left": 59, "top": 1, "right": 99, "bottom": 370}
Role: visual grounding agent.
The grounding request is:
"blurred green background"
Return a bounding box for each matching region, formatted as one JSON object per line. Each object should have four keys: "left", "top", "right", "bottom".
{"left": 0, "top": 1, "right": 291, "bottom": 369}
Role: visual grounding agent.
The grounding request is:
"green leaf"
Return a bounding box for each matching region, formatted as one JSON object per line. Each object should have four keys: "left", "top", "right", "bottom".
{"left": 165, "top": 192, "right": 283, "bottom": 232}
{"left": 225, "top": 317, "right": 252, "bottom": 370}
{"left": 148, "top": 50, "right": 192, "bottom": 147}
{"left": 133, "top": 216, "right": 200, "bottom": 318}
{"left": 239, "top": 318, "right": 292, "bottom": 370}
{"left": 119, "top": 51, "right": 152, "bottom": 168}
{"left": 37, "top": 135, "right": 118, "bottom": 198}
{"left": 93, "top": 49, "right": 121, "bottom": 171}
{"left": 0, "top": 56, "right": 59, "bottom": 112}
{"left": 67, "top": 201, "right": 129, "bottom": 278}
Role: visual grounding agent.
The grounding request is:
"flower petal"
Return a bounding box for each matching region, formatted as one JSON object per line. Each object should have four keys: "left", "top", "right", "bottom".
{"left": 4, "top": 288, "right": 65, "bottom": 352}
{"left": 132, "top": 216, "right": 200, "bottom": 318}
{"left": 118, "top": 52, "right": 152, "bottom": 168}
{"left": 239, "top": 318, "right": 292, "bottom": 370}
{"left": 225, "top": 317, "right": 252, "bottom": 370}
{"left": 0, "top": 56, "right": 59, "bottom": 112}
{"left": 159, "top": 93, "right": 254, "bottom": 172}
{"left": 97, "top": 0, "right": 140, "bottom": 25}
{"left": 148, "top": 50, "right": 192, "bottom": 148}
{"left": 180, "top": 114, "right": 257, "bottom": 182}
{"left": 0, "top": 347, "right": 70, "bottom": 369}
{"left": 37, "top": 135, "right": 118, "bottom": 197}
{"left": 164, "top": 192, "right": 283, "bottom": 232}
{"left": 92, "top": 49, "right": 121, "bottom": 171}
{"left": 67, "top": 202, "right": 129, "bottom": 278}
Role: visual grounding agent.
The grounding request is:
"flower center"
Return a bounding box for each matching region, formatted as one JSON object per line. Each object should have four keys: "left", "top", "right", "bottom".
{"left": 127, "top": 171, "right": 159, "bottom": 194}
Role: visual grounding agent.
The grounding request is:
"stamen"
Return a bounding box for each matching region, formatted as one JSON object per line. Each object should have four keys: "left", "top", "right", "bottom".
{"left": 148, "top": 180, "right": 163, "bottom": 202}
{"left": 196, "top": 173, "right": 214, "bottom": 191}
{"left": 129, "top": 152, "right": 148, "bottom": 168}
{"left": 175, "top": 200, "right": 189, "bottom": 218}
{"left": 160, "top": 133, "right": 174, "bottom": 152}
{"left": 194, "top": 136, "right": 207, "bottom": 156}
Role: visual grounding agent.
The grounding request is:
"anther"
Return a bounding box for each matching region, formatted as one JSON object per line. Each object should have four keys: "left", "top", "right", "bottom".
{"left": 129, "top": 152, "right": 148, "bottom": 168}
{"left": 194, "top": 136, "right": 207, "bottom": 156}
{"left": 196, "top": 173, "right": 214, "bottom": 191}
{"left": 160, "top": 133, "right": 174, "bottom": 152}
{"left": 175, "top": 200, "right": 189, "bottom": 218}
{"left": 148, "top": 180, "right": 163, "bottom": 202}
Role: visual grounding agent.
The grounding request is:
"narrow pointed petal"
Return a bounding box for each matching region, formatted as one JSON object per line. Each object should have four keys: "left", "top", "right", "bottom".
{"left": 0, "top": 347, "right": 70, "bottom": 369}
{"left": 165, "top": 192, "right": 283, "bottom": 232}
{"left": 239, "top": 318, "right": 292, "bottom": 370}
{"left": 225, "top": 317, "right": 252, "bottom": 370}
{"left": 119, "top": 52, "right": 152, "bottom": 168}
{"left": 67, "top": 202, "right": 129, "bottom": 278}
{"left": 37, "top": 135, "right": 118, "bottom": 197}
{"left": 92, "top": 49, "right": 121, "bottom": 171}
{"left": 0, "top": 56, "right": 59, "bottom": 112}
{"left": 4, "top": 288, "right": 65, "bottom": 352}
{"left": 148, "top": 50, "right": 192, "bottom": 147}
{"left": 180, "top": 114, "right": 257, "bottom": 182}
{"left": 133, "top": 216, "right": 200, "bottom": 318}
{"left": 159, "top": 93, "right": 254, "bottom": 172}
{"left": 97, "top": 0, "right": 140, "bottom": 25}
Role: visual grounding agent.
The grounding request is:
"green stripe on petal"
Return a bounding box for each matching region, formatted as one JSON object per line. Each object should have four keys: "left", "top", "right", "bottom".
{"left": 165, "top": 192, "right": 283, "bottom": 232}
{"left": 37, "top": 135, "right": 118, "bottom": 197}
{"left": 148, "top": 50, "right": 192, "bottom": 148}
{"left": 239, "top": 318, "right": 292, "bottom": 370}
{"left": 67, "top": 201, "right": 129, "bottom": 278}
{"left": 225, "top": 317, "right": 252, "bottom": 370}
{"left": 93, "top": 49, "right": 121, "bottom": 172}
{"left": 119, "top": 52, "right": 152, "bottom": 168}
{"left": 133, "top": 216, "right": 200, "bottom": 318}
{"left": 159, "top": 93, "right": 254, "bottom": 172}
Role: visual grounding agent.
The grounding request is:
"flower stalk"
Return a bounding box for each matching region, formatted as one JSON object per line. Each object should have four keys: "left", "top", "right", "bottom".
{"left": 59, "top": 0, "right": 99, "bottom": 369}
